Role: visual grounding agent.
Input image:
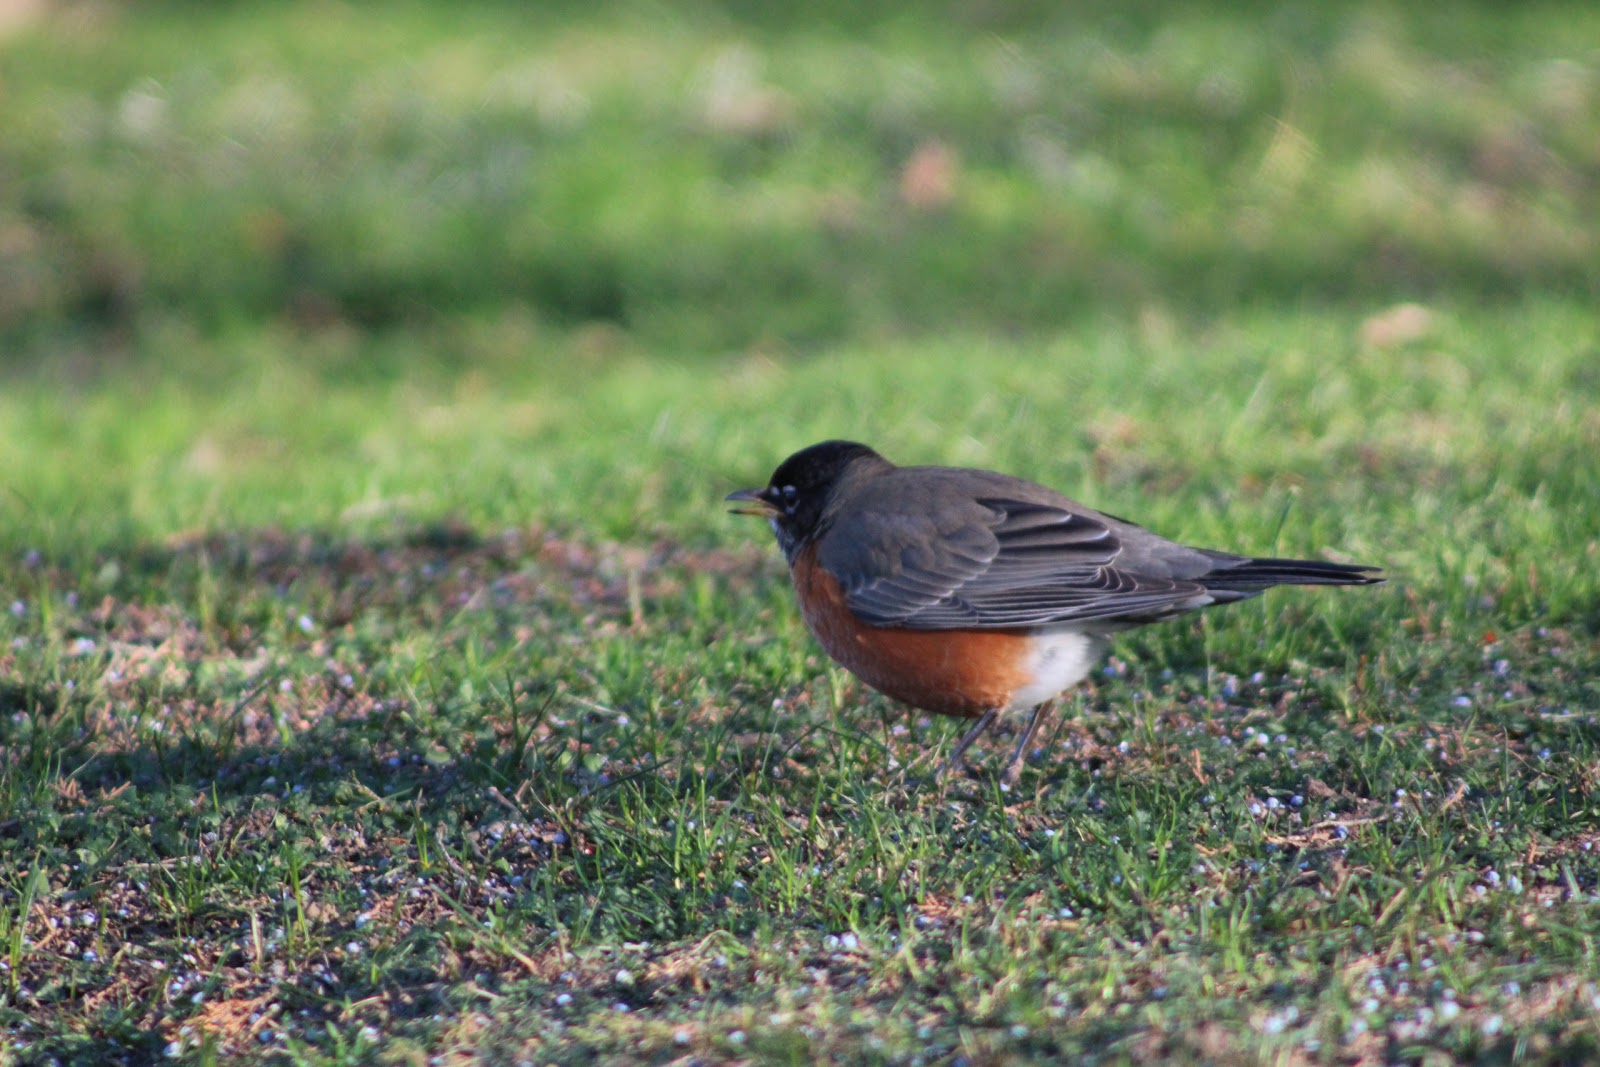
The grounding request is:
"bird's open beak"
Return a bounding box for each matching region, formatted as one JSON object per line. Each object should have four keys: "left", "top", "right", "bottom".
{"left": 725, "top": 487, "right": 778, "bottom": 517}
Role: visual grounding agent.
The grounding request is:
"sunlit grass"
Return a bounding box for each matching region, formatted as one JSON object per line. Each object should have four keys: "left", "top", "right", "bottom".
{"left": 2, "top": 2, "right": 1596, "bottom": 354}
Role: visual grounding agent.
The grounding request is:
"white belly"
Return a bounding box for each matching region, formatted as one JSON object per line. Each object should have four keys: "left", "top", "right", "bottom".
{"left": 1004, "top": 629, "right": 1105, "bottom": 711}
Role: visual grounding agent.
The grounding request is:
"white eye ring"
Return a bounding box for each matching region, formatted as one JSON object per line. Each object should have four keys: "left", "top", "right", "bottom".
{"left": 779, "top": 485, "right": 799, "bottom": 512}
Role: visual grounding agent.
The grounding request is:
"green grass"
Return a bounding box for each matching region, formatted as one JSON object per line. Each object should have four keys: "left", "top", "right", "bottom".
{"left": 2, "top": 2, "right": 1600, "bottom": 1064}
{"left": 2, "top": 1, "right": 1596, "bottom": 354}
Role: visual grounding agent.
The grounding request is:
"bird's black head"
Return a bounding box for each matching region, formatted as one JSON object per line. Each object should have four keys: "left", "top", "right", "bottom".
{"left": 727, "top": 440, "right": 889, "bottom": 560}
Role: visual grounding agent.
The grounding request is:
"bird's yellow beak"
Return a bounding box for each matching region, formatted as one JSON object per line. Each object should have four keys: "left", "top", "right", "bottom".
{"left": 725, "top": 487, "right": 778, "bottom": 517}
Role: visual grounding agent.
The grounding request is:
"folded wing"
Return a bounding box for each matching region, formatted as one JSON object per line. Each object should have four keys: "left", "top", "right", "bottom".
{"left": 820, "top": 496, "right": 1214, "bottom": 630}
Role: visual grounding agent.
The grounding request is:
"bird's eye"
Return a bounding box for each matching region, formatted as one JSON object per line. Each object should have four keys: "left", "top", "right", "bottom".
{"left": 779, "top": 485, "right": 799, "bottom": 512}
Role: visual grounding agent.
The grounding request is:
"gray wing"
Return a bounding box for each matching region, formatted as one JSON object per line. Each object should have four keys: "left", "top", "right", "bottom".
{"left": 818, "top": 495, "right": 1215, "bottom": 630}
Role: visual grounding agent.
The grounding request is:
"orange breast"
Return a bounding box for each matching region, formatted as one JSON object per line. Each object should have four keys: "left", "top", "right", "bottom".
{"left": 790, "top": 543, "right": 1032, "bottom": 718}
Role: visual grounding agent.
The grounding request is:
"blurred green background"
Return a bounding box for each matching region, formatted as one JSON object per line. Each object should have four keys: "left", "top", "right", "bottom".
{"left": 0, "top": 0, "right": 1596, "bottom": 547}
{"left": 6, "top": 2, "right": 1597, "bottom": 347}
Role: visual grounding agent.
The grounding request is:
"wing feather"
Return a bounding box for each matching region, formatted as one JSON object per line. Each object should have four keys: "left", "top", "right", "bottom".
{"left": 819, "top": 495, "right": 1212, "bottom": 630}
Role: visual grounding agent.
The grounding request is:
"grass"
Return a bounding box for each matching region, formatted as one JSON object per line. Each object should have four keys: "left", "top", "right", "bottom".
{"left": 3, "top": 2, "right": 1597, "bottom": 353}
{"left": 2, "top": 1, "right": 1599, "bottom": 1064}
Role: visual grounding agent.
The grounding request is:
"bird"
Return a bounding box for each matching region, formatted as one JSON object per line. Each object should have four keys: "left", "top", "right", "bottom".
{"left": 727, "top": 440, "right": 1382, "bottom": 782}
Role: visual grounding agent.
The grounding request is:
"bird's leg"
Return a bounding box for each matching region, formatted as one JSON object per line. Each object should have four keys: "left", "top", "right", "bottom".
{"left": 1000, "top": 700, "right": 1055, "bottom": 784}
{"left": 937, "top": 708, "right": 998, "bottom": 781}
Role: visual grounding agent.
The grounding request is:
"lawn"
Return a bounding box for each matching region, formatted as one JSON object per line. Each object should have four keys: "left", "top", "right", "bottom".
{"left": 1, "top": 2, "right": 1599, "bottom": 1064}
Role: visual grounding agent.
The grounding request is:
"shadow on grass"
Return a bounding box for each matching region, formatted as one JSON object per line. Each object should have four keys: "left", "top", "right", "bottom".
{"left": 0, "top": 520, "right": 800, "bottom": 1058}
{"left": 5, "top": 519, "right": 1600, "bottom": 1060}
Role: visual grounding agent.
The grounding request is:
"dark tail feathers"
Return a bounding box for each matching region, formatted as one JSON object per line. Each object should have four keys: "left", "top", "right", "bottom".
{"left": 1202, "top": 554, "right": 1384, "bottom": 598}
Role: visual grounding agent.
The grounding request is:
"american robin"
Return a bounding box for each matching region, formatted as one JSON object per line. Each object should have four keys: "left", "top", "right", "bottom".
{"left": 728, "top": 440, "right": 1382, "bottom": 782}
